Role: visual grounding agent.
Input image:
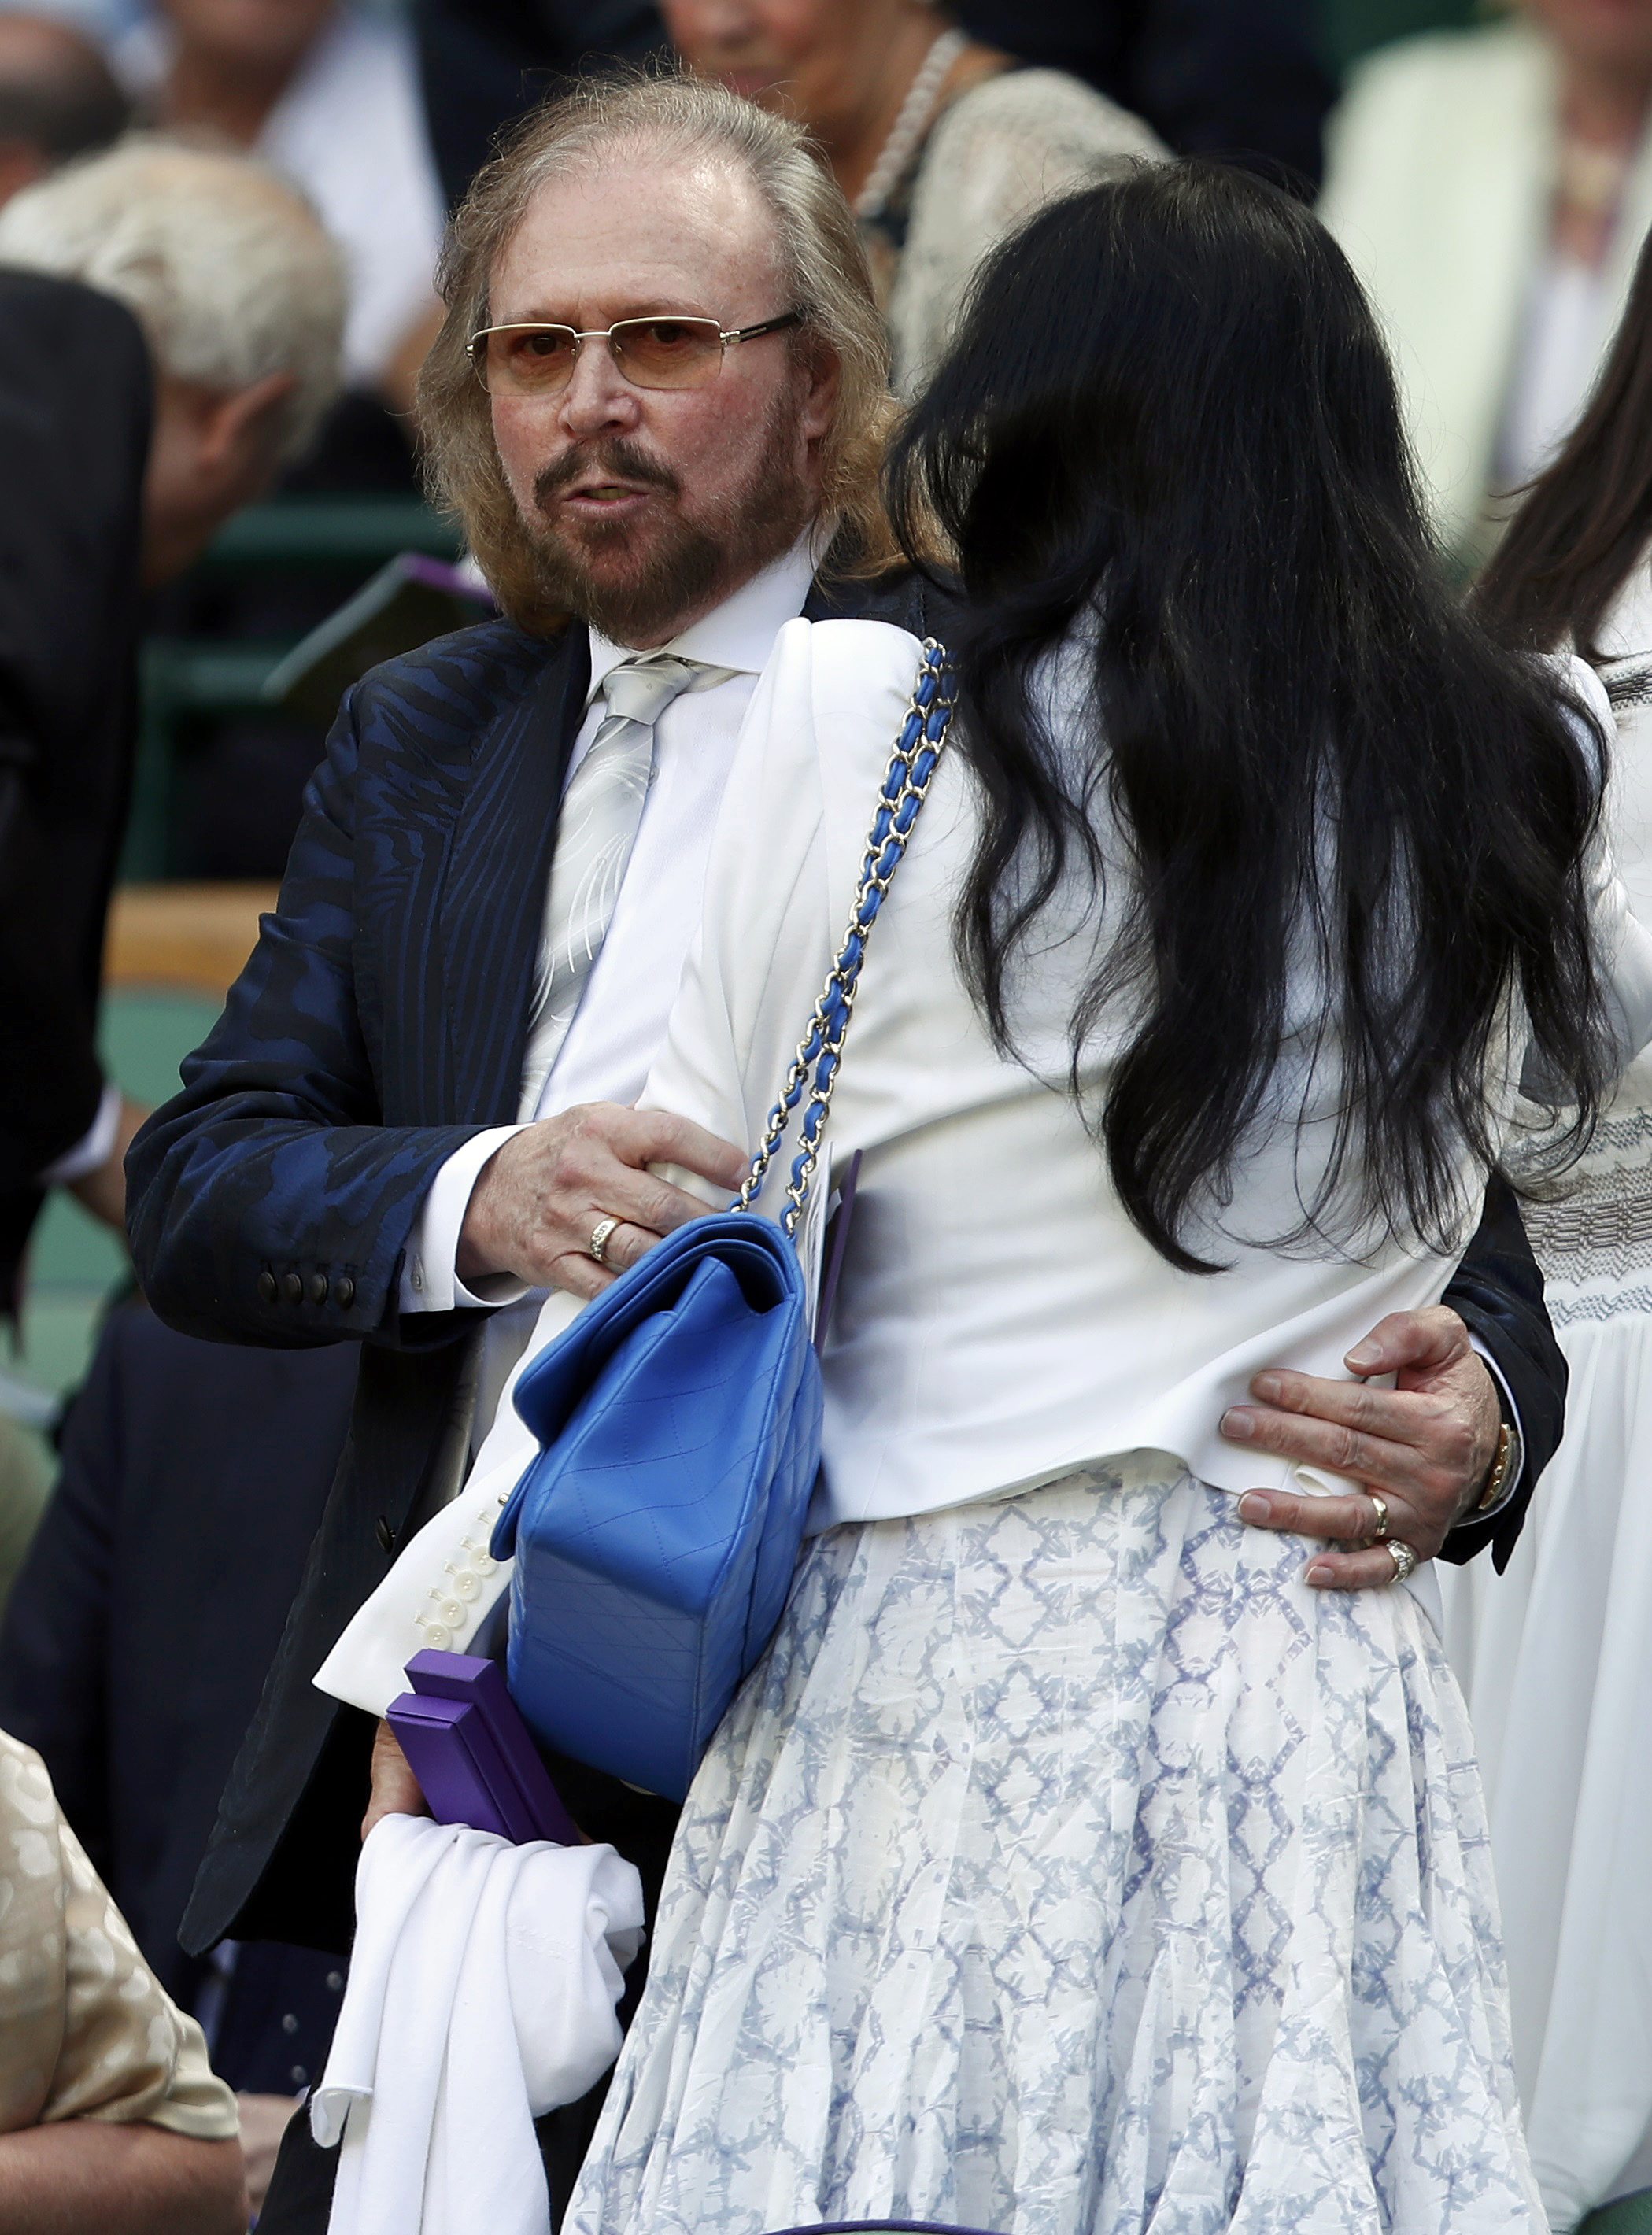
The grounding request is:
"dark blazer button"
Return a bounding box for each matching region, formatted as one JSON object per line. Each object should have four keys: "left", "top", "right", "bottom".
{"left": 257, "top": 1269, "right": 277, "bottom": 1303}
{"left": 375, "top": 1516, "right": 396, "bottom": 1554}
{"left": 334, "top": 1274, "right": 356, "bottom": 1310}
{"left": 280, "top": 1272, "right": 304, "bottom": 1305}
{"left": 308, "top": 1272, "right": 329, "bottom": 1306}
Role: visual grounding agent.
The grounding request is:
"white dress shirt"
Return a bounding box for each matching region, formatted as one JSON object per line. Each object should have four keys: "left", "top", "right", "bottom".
{"left": 1495, "top": 248, "right": 1611, "bottom": 492}
{"left": 398, "top": 538, "right": 819, "bottom": 1419}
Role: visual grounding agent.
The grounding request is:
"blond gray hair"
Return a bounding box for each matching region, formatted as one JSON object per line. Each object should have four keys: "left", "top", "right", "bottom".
{"left": 0, "top": 135, "right": 346, "bottom": 460}
{"left": 417, "top": 71, "right": 898, "bottom": 635}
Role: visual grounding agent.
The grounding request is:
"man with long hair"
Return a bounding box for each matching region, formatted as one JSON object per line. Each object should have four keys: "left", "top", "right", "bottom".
{"left": 128, "top": 74, "right": 1569, "bottom": 2229}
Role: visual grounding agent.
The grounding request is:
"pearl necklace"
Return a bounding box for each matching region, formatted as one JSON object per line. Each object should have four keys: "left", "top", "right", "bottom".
{"left": 852, "top": 25, "right": 970, "bottom": 224}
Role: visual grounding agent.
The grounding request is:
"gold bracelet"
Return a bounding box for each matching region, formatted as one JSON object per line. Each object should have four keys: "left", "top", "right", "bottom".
{"left": 1476, "top": 1420, "right": 1513, "bottom": 1513}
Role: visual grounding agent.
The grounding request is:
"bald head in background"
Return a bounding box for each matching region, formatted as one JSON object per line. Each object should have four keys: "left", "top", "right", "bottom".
{"left": 0, "top": 13, "right": 127, "bottom": 206}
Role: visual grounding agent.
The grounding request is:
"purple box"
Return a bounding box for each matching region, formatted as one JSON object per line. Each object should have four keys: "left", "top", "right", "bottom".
{"left": 386, "top": 1649, "right": 579, "bottom": 1845}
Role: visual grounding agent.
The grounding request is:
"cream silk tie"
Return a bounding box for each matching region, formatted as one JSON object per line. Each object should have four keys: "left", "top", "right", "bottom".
{"left": 517, "top": 653, "right": 734, "bottom": 1118}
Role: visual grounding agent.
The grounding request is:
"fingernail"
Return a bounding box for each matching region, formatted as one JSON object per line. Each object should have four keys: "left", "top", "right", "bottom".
{"left": 1306, "top": 1562, "right": 1334, "bottom": 1586}
{"left": 1346, "top": 1342, "right": 1380, "bottom": 1371}
{"left": 1237, "top": 1491, "right": 1271, "bottom": 1523}
{"left": 1251, "top": 1372, "right": 1282, "bottom": 1403}
{"left": 1221, "top": 1407, "right": 1254, "bottom": 1440}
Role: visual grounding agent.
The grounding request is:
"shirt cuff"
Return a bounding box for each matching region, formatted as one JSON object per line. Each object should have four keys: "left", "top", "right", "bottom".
{"left": 1465, "top": 1333, "right": 1524, "bottom": 1520}
{"left": 39, "top": 1080, "right": 120, "bottom": 1186}
{"left": 399, "top": 1125, "right": 530, "bottom": 1313}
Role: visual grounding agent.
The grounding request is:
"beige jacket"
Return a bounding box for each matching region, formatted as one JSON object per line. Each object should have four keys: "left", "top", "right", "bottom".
{"left": 1320, "top": 20, "right": 1652, "bottom": 560}
{"left": 887, "top": 68, "right": 1165, "bottom": 394}
{"left": 0, "top": 1731, "right": 238, "bottom": 2141}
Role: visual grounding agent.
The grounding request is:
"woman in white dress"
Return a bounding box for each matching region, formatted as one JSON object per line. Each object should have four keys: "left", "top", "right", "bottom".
{"left": 565, "top": 166, "right": 1652, "bottom": 2233}
{"left": 1443, "top": 231, "right": 1652, "bottom": 2233}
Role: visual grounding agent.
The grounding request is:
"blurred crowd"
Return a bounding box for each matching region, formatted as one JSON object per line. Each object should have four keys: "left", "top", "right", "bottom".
{"left": 2, "top": 1, "right": 1652, "bottom": 2229}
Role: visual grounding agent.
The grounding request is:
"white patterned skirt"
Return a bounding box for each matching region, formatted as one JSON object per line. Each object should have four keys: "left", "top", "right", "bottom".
{"left": 568, "top": 1457, "right": 1545, "bottom": 2235}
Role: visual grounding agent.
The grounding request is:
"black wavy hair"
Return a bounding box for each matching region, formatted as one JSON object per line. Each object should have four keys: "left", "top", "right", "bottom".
{"left": 1476, "top": 220, "right": 1652, "bottom": 670}
{"left": 887, "top": 161, "right": 1612, "bottom": 1273}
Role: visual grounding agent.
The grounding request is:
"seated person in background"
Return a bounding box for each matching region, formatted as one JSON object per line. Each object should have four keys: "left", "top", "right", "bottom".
{"left": 113, "top": 0, "right": 447, "bottom": 865}
{"left": 118, "top": 0, "right": 446, "bottom": 423}
{"left": 665, "top": 0, "right": 1166, "bottom": 392}
{"left": 0, "top": 1291, "right": 360, "bottom": 2218}
{"left": 1319, "top": 0, "right": 1652, "bottom": 567}
{"left": 0, "top": 136, "right": 346, "bottom": 1316}
{"left": 0, "top": 11, "right": 128, "bottom": 208}
{"left": 0, "top": 1726, "right": 245, "bottom": 2234}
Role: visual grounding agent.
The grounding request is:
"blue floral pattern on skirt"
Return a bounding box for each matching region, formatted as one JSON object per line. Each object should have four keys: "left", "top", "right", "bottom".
{"left": 567, "top": 1457, "right": 1547, "bottom": 2235}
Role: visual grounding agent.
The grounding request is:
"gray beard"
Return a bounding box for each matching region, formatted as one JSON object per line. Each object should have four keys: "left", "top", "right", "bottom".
{"left": 519, "top": 406, "right": 814, "bottom": 644}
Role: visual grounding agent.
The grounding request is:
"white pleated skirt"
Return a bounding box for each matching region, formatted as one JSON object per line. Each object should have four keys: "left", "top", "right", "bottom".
{"left": 568, "top": 1454, "right": 1544, "bottom": 2235}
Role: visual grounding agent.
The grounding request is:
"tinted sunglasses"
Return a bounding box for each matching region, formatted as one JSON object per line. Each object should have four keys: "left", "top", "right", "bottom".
{"left": 467, "top": 310, "right": 804, "bottom": 397}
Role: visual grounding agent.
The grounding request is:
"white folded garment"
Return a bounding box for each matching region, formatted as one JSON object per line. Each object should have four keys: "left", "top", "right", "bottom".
{"left": 312, "top": 1289, "right": 579, "bottom": 1720}
{"left": 311, "top": 1815, "right": 645, "bottom": 2235}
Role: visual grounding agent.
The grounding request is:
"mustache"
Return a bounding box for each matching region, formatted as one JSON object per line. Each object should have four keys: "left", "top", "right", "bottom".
{"left": 533, "top": 439, "right": 681, "bottom": 507}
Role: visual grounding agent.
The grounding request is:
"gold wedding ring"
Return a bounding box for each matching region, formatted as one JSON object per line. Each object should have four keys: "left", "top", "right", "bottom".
{"left": 588, "top": 1216, "right": 621, "bottom": 1265}
{"left": 1367, "top": 1493, "right": 1390, "bottom": 1541}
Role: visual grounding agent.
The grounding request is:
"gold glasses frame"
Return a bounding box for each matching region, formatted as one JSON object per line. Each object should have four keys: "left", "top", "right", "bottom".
{"left": 466, "top": 309, "right": 805, "bottom": 395}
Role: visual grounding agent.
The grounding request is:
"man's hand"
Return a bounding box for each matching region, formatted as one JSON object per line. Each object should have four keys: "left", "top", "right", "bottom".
{"left": 1221, "top": 1306, "right": 1502, "bottom": 1590}
{"left": 362, "top": 1719, "right": 428, "bottom": 1842}
{"left": 361, "top": 1714, "right": 589, "bottom": 1847}
{"left": 456, "top": 1103, "right": 748, "bottom": 1301}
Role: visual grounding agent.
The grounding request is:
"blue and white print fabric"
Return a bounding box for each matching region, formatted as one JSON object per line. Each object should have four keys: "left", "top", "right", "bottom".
{"left": 568, "top": 1457, "right": 1547, "bottom": 2235}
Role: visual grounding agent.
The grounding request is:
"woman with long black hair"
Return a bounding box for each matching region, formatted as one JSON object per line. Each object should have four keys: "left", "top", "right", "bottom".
{"left": 564, "top": 164, "right": 1652, "bottom": 2231}
{"left": 1439, "top": 229, "right": 1652, "bottom": 2231}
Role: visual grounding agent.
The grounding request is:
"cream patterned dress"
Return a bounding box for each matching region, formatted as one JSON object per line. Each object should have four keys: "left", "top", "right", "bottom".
{"left": 0, "top": 1728, "right": 238, "bottom": 2141}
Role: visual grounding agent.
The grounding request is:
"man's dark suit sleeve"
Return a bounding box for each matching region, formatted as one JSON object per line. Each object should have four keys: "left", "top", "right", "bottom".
{"left": 127, "top": 688, "right": 486, "bottom": 1351}
{"left": 0, "top": 275, "right": 151, "bottom": 1305}
{"left": 1439, "top": 1177, "right": 1565, "bottom": 1573}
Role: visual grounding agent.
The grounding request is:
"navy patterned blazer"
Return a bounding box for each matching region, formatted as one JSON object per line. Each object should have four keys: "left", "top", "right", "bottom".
{"left": 128, "top": 583, "right": 1567, "bottom": 1960}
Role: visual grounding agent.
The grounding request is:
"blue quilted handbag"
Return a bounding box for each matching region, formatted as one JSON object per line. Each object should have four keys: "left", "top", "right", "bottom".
{"left": 492, "top": 639, "right": 955, "bottom": 1801}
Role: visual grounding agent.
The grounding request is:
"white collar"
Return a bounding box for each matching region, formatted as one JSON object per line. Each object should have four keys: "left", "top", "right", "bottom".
{"left": 583, "top": 532, "right": 819, "bottom": 708}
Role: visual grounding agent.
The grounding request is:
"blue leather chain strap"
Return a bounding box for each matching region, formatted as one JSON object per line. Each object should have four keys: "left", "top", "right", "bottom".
{"left": 735, "top": 636, "right": 955, "bottom": 1237}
